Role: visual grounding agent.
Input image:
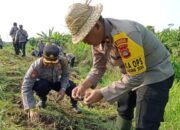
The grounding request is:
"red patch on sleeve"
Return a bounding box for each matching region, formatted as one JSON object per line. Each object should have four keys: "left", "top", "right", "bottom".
{"left": 31, "top": 69, "right": 39, "bottom": 78}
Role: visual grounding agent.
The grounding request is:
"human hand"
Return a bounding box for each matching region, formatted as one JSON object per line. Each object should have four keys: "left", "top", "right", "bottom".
{"left": 83, "top": 89, "right": 103, "bottom": 105}
{"left": 56, "top": 88, "right": 66, "bottom": 101}
{"left": 72, "top": 84, "right": 88, "bottom": 100}
{"left": 28, "top": 108, "right": 40, "bottom": 122}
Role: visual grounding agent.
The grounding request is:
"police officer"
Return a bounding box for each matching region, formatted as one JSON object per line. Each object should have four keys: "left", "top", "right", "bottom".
{"left": 31, "top": 48, "right": 39, "bottom": 57}
{"left": 21, "top": 44, "right": 81, "bottom": 121}
{"left": 37, "top": 39, "right": 45, "bottom": 57}
{"left": 9, "top": 22, "right": 19, "bottom": 55}
{"left": 15, "top": 25, "right": 28, "bottom": 57}
{"left": 65, "top": 1, "right": 174, "bottom": 130}
{"left": 64, "top": 52, "right": 76, "bottom": 67}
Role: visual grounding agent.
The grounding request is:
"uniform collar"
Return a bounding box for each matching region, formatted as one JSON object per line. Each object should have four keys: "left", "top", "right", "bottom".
{"left": 103, "top": 18, "right": 113, "bottom": 45}
{"left": 96, "top": 19, "right": 114, "bottom": 53}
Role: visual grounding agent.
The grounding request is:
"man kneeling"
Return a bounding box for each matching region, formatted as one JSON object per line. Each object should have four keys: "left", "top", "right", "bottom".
{"left": 21, "top": 44, "right": 81, "bottom": 121}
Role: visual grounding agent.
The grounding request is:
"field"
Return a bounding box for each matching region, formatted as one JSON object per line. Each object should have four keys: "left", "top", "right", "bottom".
{"left": 0, "top": 28, "right": 180, "bottom": 130}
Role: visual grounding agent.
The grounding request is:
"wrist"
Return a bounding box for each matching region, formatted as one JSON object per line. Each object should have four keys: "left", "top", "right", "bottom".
{"left": 81, "top": 80, "right": 92, "bottom": 89}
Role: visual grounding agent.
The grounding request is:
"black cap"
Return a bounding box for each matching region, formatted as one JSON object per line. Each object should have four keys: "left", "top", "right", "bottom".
{"left": 43, "top": 44, "right": 60, "bottom": 63}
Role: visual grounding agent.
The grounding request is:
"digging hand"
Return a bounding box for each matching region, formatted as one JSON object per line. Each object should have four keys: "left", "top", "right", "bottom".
{"left": 28, "top": 108, "right": 40, "bottom": 122}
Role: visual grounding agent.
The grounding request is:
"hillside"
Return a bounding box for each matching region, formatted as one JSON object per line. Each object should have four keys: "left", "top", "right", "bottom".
{"left": 0, "top": 42, "right": 180, "bottom": 130}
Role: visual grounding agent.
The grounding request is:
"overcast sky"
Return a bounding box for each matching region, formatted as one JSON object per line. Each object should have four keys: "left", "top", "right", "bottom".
{"left": 0, "top": 0, "right": 179, "bottom": 41}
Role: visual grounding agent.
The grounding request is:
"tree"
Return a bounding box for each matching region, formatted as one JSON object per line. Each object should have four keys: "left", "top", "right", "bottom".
{"left": 37, "top": 27, "right": 72, "bottom": 46}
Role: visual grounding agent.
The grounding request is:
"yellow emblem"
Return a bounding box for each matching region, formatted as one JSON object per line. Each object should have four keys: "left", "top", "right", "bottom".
{"left": 113, "top": 32, "right": 146, "bottom": 76}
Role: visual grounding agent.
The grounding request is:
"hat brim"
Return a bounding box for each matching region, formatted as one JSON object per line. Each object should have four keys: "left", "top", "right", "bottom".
{"left": 72, "top": 4, "right": 103, "bottom": 44}
{"left": 43, "top": 58, "right": 59, "bottom": 64}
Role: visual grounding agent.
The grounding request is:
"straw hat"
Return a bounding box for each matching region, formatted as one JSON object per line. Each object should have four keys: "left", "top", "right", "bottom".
{"left": 65, "top": 1, "right": 103, "bottom": 44}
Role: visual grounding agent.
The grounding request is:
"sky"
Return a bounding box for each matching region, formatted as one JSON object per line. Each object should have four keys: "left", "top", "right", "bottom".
{"left": 0, "top": 0, "right": 180, "bottom": 42}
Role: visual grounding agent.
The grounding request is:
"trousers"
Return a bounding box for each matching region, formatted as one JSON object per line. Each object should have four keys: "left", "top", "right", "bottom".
{"left": 117, "top": 75, "right": 174, "bottom": 130}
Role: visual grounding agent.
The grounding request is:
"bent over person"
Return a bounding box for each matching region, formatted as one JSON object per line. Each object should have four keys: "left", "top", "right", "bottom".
{"left": 21, "top": 45, "right": 81, "bottom": 121}
{"left": 65, "top": 1, "right": 174, "bottom": 130}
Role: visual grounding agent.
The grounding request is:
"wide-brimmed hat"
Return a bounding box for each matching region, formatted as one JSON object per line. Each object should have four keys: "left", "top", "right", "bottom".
{"left": 43, "top": 44, "right": 60, "bottom": 64}
{"left": 65, "top": 2, "right": 103, "bottom": 44}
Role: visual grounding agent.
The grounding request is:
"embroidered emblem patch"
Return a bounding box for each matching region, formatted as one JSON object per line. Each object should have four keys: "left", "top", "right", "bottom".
{"left": 31, "top": 69, "right": 39, "bottom": 78}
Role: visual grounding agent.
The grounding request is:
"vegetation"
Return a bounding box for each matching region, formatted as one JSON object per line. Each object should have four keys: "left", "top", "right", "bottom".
{"left": 0, "top": 27, "right": 179, "bottom": 130}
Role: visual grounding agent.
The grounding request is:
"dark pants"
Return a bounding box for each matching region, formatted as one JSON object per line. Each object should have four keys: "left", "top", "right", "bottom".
{"left": 117, "top": 75, "right": 174, "bottom": 130}
{"left": 12, "top": 38, "right": 20, "bottom": 55}
{"left": 19, "top": 42, "right": 26, "bottom": 56}
{"left": 14, "top": 43, "right": 20, "bottom": 55}
{"left": 0, "top": 45, "right": 2, "bottom": 49}
{"left": 32, "top": 79, "right": 77, "bottom": 107}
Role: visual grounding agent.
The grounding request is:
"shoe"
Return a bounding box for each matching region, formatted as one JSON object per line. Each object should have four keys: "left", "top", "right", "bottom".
{"left": 72, "top": 106, "right": 81, "bottom": 114}
{"left": 36, "top": 100, "right": 46, "bottom": 108}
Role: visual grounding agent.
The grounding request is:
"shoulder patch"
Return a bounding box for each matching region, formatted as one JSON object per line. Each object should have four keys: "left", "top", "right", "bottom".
{"left": 31, "top": 69, "right": 39, "bottom": 78}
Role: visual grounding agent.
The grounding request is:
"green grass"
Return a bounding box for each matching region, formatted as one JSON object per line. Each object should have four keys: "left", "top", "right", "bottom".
{"left": 0, "top": 44, "right": 117, "bottom": 130}
{"left": 0, "top": 43, "right": 180, "bottom": 130}
{"left": 160, "top": 81, "right": 180, "bottom": 130}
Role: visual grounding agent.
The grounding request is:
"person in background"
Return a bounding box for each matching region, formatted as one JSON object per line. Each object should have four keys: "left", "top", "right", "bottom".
{"left": 9, "top": 22, "right": 19, "bottom": 55}
{"left": 0, "top": 36, "right": 4, "bottom": 49}
{"left": 21, "top": 44, "right": 81, "bottom": 121}
{"left": 64, "top": 52, "right": 76, "bottom": 67}
{"left": 37, "top": 39, "right": 45, "bottom": 57}
{"left": 15, "top": 25, "right": 28, "bottom": 57}
{"left": 57, "top": 44, "right": 64, "bottom": 56}
{"left": 65, "top": 1, "right": 174, "bottom": 130}
{"left": 31, "top": 48, "right": 39, "bottom": 57}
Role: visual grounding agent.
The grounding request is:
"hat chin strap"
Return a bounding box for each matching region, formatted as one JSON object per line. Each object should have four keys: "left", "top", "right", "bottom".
{"left": 43, "top": 55, "right": 58, "bottom": 60}
{"left": 43, "top": 57, "right": 59, "bottom": 64}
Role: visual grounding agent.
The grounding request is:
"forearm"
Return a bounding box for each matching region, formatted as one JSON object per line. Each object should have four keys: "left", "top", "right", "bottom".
{"left": 22, "top": 91, "right": 36, "bottom": 110}
{"left": 101, "top": 73, "right": 145, "bottom": 103}
{"left": 81, "top": 79, "right": 93, "bottom": 89}
{"left": 85, "top": 66, "right": 106, "bottom": 88}
{"left": 21, "top": 78, "right": 36, "bottom": 110}
{"left": 86, "top": 45, "right": 107, "bottom": 88}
